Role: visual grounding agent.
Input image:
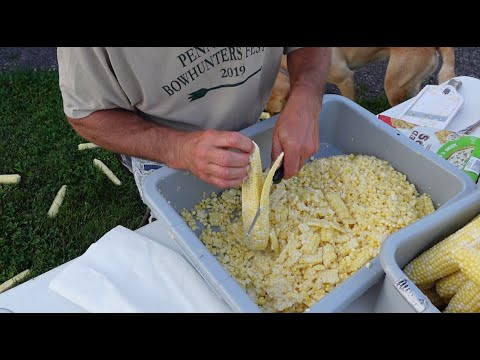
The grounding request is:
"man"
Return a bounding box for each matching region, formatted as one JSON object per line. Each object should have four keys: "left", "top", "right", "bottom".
{"left": 58, "top": 47, "right": 331, "bottom": 203}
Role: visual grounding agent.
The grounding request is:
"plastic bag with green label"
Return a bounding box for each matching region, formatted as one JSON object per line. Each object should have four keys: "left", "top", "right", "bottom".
{"left": 378, "top": 115, "right": 480, "bottom": 182}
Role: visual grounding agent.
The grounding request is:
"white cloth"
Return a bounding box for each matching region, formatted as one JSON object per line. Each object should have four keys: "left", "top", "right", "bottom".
{"left": 48, "top": 225, "right": 232, "bottom": 313}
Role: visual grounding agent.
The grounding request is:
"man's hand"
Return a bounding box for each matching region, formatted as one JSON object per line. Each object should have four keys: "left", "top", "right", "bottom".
{"left": 271, "top": 47, "right": 331, "bottom": 179}
{"left": 272, "top": 97, "right": 320, "bottom": 179}
{"left": 181, "top": 129, "right": 254, "bottom": 189}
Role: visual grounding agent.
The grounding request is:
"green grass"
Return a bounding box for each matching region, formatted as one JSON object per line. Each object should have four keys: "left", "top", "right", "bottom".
{"left": 357, "top": 95, "right": 391, "bottom": 115}
{"left": 0, "top": 69, "right": 391, "bottom": 286}
{"left": 0, "top": 70, "right": 145, "bottom": 284}
{"left": 356, "top": 84, "right": 391, "bottom": 114}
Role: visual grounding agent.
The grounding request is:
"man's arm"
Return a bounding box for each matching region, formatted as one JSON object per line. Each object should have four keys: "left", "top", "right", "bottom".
{"left": 271, "top": 47, "right": 331, "bottom": 178}
{"left": 68, "top": 109, "right": 254, "bottom": 189}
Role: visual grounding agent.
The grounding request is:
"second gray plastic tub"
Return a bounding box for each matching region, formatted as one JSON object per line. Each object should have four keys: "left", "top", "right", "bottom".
{"left": 142, "top": 94, "right": 475, "bottom": 313}
{"left": 375, "top": 189, "right": 480, "bottom": 313}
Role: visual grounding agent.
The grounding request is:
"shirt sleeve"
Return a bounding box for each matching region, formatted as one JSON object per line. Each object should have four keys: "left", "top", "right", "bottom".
{"left": 57, "top": 47, "right": 135, "bottom": 119}
{"left": 283, "top": 47, "right": 303, "bottom": 55}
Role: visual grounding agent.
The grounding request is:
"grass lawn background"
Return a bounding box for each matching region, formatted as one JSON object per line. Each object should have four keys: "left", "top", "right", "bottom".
{"left": 0, "top": 69, "right": 390, "bottom": 285}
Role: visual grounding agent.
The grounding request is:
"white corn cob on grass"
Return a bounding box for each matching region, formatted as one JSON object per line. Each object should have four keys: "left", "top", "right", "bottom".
{"left": 78, "top": 142, "right": 99, "bottom": 150}
{"left": 0, "top": 174, "right": 21, "bottom": 184}
{"left": 93, "top": 159, "right": 121, "bottom": 185}
{"left": 47, "top": 185, "right": 67, "bottom": 218}
{"left": 242, "top": 141, "right": 284, "bottom": 251}
{"left": 0, "top": 269, "right": 30, "bottom": 293}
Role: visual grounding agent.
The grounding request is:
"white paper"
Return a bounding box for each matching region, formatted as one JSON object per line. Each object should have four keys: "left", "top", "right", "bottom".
{"left": 49, "top": 226, "right": 232, "bottom": 313}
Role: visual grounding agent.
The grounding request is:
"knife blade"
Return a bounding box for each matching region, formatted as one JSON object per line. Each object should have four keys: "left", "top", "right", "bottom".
{"left": 244, "top": 206, "right": 262, "bottom": 240}
{"left": 272, "top": 164, "right": 284, "bottom": 184}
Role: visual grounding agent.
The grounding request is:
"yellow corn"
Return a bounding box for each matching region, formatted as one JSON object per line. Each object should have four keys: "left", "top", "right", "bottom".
{"left": 325, "top": 192, "right": 351, "bottom": 221}
{"left": 416, "top": 193, "right": 436, "bottom": 217}
{"left": 451, "top": 244, "right": 480, "bottom": 285}
{"left": 422, "top": 287, "right": 446, "bottom": 309}
{"left": 299, "top": 254, "right": 323, "bottom": 265}
{"left": 435, "top": 271, "right": 469, "bottom": 302}
{"left": 241, "top": 141, "right": 284, "bottom": 250}
{"left": 403, "top": 215, "right": 480, "bottom": 286}
{"left": 444, "top": 280, "right": 480, "bottom": 313}
{"left": 320, "top": 227, "right": 335, "bottom": 243}
{"left": 301, "top": 233, "right": 321, "bottom": 254}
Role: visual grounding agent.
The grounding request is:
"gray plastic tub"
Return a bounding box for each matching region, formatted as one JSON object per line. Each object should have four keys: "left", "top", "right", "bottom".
{"left": 142, "top": 94, "right": 475, "bottom": 313}
{"left": 375, "top": 188, "right": 480, "bottom": 313}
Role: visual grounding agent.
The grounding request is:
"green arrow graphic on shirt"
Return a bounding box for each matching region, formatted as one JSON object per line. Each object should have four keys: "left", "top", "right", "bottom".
{"left": 188, "top": 66, "right": 262, "bottom": 102}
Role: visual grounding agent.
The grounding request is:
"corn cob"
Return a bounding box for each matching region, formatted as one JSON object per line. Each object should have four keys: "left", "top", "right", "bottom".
{"left": 451, "top": 243, "right": 480, "bottom": 285}
{"left": 422, "top": 287, "right": 446, "bottom": 309}
{"left": 415, "top": 193, "right": 436, "bottom": 217}
{"left": 0, "top": 174, "right": 21, "bottom": 184}
{"left": 47, "top": 185, "right": 67, "bottom": 218}
{"left": 444, "top": 280, "right": 480, "bottom": 313}
{"left": 0, "top": 269, "right": 30, "bottom": 293}
{"left": 435, "top": 271, "right": 469, "bottom": 302}
{"left": 93, "top": 158, "right": 121, "bottom": 186}
{"left": 78, "top": 142, "right": 99, "bottom": 150}
{"left": 241, "top": 141, "right": 284, "bottom": 250}
{"left": 403, "top": 215, "right": 480, "bottom": 286}
{"left": 241, "top": 141, "right": 263, "bottom": 238}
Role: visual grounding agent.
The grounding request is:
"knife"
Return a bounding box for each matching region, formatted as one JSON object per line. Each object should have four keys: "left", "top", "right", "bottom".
{"left": 244, "top": 206, "right": 262, "bottom": 240}
{"left": 272, "top": 164, "right": 284, "bottom": 184}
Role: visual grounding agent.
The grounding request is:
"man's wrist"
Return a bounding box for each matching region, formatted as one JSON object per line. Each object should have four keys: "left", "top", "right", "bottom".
{"left": 148, "top": 126, "right": 191, "bottom": 170}
{"left": 286, "top": 86, "right": 323, "bottom": 118}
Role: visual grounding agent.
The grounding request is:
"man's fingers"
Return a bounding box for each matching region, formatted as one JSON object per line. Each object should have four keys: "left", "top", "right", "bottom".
{"left": 271, "top": 135, "right": 284, "bottom": 164}
{"left": 213, "top": 131, "right": 254, "bottom": 154}
{"left": 206, "top": 163, "right": 250, "bottom": 180}
{"left": 283, "top": 151, "right": 301, "bottom": 179}
{"left": 208, "top": 148, "right": 251, "bottom": 167}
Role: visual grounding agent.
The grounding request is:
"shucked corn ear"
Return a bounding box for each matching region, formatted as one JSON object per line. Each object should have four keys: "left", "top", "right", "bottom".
{"left": 403, "top": 214, "right": 480, "bottom": 286}
{"left": 242, "top": 141, "right": 284, "bottom": 250}
{"left": 435, "top": 271, "right": 469, "bottom": 302}
{"left": 451, "top": 242, "right": 480, "bottom": 285}
{"left": 444, "top": 280, "right": 480, "bottom": 313}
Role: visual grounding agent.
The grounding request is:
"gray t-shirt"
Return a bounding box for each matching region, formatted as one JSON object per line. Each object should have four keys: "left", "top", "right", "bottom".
{"left": 58, "top": 47, "right": 301, "bottom": 132}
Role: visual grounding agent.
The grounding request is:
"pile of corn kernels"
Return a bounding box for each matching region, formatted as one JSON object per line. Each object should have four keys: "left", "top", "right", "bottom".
{"left": 181, "top": 154, "right": 435, "bottom": 313}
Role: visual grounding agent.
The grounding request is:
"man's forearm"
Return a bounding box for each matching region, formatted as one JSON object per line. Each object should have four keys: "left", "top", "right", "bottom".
{"left": 286, "top": 47, "right": 331, "bottom": 111}
{"left": 67, "top": 109, "right": 188, "bottom": 168}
